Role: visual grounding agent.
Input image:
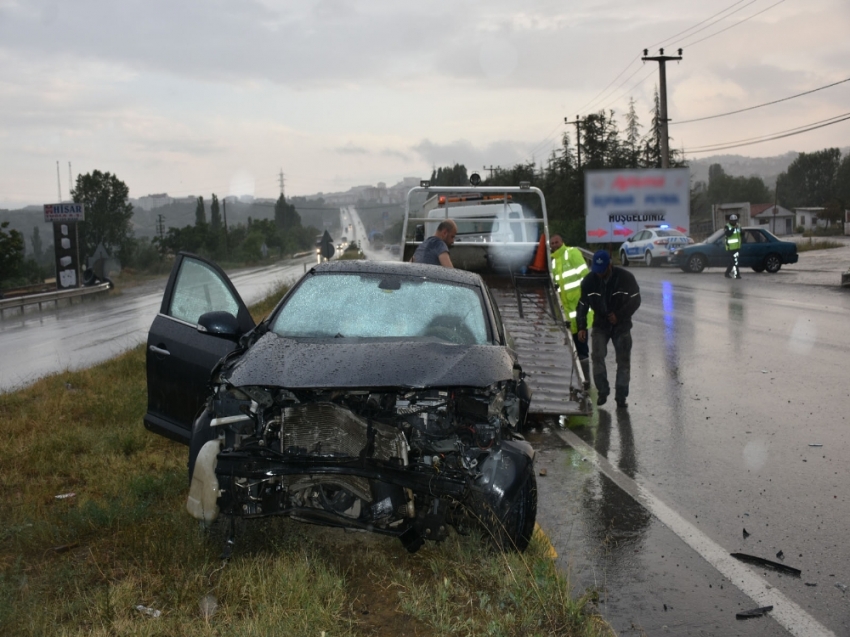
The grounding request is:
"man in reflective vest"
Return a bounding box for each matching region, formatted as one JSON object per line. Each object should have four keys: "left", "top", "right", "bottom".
{"left": 724, "top": 214, "right": 742, "bottom": 279}
{"left": 549, "top": 234, "right": 592, "bottom": 386}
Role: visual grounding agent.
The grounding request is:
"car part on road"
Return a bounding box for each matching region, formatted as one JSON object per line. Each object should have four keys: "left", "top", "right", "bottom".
{"left": 730, "top": 552, "right": 801, "bottom": 576}
{"left": 736, "top": 605, "right": 773, "bottom": 620}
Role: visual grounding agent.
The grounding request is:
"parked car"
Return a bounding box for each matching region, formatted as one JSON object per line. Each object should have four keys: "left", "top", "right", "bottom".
{"left": 619, "top": 227, "right": 692, "bottom": 267}
{"left": 145, "top": 254, "right": 536, "bottom": 552}
{"left": 669, "top": 227, "right": 799, "bottom": 273}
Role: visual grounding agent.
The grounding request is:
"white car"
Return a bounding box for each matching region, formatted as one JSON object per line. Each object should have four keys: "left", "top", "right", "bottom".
{"left": 619, "top": 227, "right": 693, "bottom": 267}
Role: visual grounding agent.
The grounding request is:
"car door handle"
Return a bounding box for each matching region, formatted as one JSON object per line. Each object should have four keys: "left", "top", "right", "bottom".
{"left": 149, "top": 345, "right": 170, "bottom": 356}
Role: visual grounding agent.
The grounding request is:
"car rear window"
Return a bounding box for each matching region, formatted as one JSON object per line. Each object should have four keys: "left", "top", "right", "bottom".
{"left": 656, "top": 230, "right": 684, "bottom": 237}
{"left": 270, "top": 273, "right": 490, "bottom": 344}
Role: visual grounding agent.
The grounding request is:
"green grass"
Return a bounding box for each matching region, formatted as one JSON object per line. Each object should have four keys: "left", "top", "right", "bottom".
{"left": 796, "top": 238, "right": 845, "bottom": 252}
{"left": 0, "top": 289, "right": 613, "bottom": 637}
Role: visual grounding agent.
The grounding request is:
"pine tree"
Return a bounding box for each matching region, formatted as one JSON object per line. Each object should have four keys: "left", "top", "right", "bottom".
{"left": 210, "top": 194, "right": 221, "bottom": 231}
{"left": 195, "top": 197, "right": 206, "bottom": 227}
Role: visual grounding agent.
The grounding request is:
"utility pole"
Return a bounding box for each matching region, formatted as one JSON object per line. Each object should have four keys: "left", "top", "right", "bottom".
{"left": 641, "top": 48, "right": 683, "bottom": 169}
{"left": 68, "top": 162, "right": 73, "bottom": 199}
{"left": 222, "top": 198, "right": 229, "bottom": 258}
{"left": 484, "top": 165, "right": 498, "bottom": 179}
{"left": 56, "top": 161, "right": 62, "bottom": 202}
{"left": 565, "top": 116, "right": 584, "bottom": 171}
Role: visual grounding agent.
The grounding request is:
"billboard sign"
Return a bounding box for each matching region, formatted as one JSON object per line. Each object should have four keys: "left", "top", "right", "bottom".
{"left": 584, "top": 168, "right": 689, "bottom": 243}
{"left": 52, "top": 222, "right": 80, "bottom": 289}
{"left": 44, "top": 203, "right": 85, "bottom": 222}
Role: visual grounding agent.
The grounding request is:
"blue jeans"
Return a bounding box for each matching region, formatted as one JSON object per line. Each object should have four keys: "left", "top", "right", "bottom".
{"left": 591, "top": 327, "right": 632, "bottom": 401}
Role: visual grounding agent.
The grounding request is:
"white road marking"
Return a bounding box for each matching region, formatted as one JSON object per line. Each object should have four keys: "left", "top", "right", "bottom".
{"left": 555, "top": 427, "right": 836, "bottom": 637}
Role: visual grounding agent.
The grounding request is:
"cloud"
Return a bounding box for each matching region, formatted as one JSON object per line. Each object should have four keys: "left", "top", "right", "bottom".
{"left": 412, "top": 138, "right": 534, "bottom": 171}
{"left": 336, "top": 143, "right": 370, "bottom": 155}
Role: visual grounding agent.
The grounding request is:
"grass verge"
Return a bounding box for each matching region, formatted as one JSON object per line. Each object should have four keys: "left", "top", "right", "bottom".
{"left": 795, "top": 238, "right": 846, "bottom": 252}
{"left": 0, "top": 288, "right": 613, "bottom": 637}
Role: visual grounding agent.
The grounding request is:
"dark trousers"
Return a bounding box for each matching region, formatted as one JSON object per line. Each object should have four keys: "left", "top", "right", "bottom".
{"left": 725, "top": 250, "right": 740, "bottom": 277}
{"left": 591, "top": 327, "right": 632, "bottom": 401}
{"left": 572, "top": 331, "right": 589, "bottom": 360}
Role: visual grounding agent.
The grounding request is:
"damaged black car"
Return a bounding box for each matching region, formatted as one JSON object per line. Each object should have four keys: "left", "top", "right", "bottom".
{"left": 145, "top": 254, "right": 536, "bottom": 552}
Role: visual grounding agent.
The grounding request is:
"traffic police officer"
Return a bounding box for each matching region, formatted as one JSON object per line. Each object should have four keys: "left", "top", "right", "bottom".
{"left": 724, "top": 214, "right": 742, "bottom": 279}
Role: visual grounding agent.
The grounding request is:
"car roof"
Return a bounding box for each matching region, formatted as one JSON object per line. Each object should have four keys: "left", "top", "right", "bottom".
{"left": 311, "top": 259, "right": 486, "bottom": 287}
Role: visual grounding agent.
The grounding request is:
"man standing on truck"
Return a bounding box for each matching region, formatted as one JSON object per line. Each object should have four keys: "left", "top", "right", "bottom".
{"left": 576, "top": 250, "right": 641, "bottom": 410}
{"left": 410, "top": 219, "right": 457, "bottom": 268}
{"left": 724, "top": 214, "right": 742, "bottom": 279}
{"left": 549, "top": 234, "right": 592, "bottom": 385}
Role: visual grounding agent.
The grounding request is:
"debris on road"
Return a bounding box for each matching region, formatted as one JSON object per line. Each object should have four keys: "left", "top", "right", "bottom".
{"left": 776, "top": 550, "right": 784, "bottom": 560}
{"left": 539, "top": 468, "right": 548, "bottom": 477}
{"left": 835, "top": 583, "right": 848, "bottom": 593}
{"left": 730, "top": 552, "right": 801, "bottom": 577}
{"left": 135, "top": 605, "right": 162, "bottom": 618}
{"left": 743, "top": 528, "right": 750, "bottom": 539}
{"left": 736, "top": 605, "right": 773, "bottom": 619}
{"left": 808, "top": 443, "right": 823, "bottom": 447}
{"left": 54, "top": 492, "right": 75, "bottom": 500}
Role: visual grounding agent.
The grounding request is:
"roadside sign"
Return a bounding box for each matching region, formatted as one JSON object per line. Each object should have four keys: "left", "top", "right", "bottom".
{"left": 44, "top": 203, "right": 85, "bottom": 222}
{"left": 52, "top": 222, "right": 81, "bottom": 289}
{"left": 584, "top": 168, "right": 689, "bottom": 243}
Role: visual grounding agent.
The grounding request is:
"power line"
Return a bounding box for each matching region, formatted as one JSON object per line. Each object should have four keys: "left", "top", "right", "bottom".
{"left": 678, "top": 0, "right": 787, "bottom": 49}
{"left": 575, "top": 56, "right": 641, "bottom": 115}
{"left": 673, "top": 76, "right": 850, "bottom": 125}
{"left": 668, "top": 0, "right": 760, "bottom": 48}
{"left": 647, "top": 0, "right": 750, "bottom": 49}
{"left": 683, "top": 112, "right": 850, "bottom": 154}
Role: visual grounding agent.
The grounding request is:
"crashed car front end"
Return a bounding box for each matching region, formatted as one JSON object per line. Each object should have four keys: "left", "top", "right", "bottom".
{"left": 188, "top": 369, "right": 535, "bottom": 552}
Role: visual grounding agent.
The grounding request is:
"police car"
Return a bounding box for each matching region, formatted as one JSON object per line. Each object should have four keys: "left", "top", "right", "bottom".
{"left": 619, "top": 227, "right": 693, "bottom": 267}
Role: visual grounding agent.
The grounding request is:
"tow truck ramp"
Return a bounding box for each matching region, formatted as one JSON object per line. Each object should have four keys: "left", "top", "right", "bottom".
{"left": 403, "top": 185, "right": 592, "bottom": 418}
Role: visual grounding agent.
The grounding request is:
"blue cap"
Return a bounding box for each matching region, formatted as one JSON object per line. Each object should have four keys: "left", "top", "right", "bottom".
{"left": 591, "top": 250, "right": 611, "bottom": 274}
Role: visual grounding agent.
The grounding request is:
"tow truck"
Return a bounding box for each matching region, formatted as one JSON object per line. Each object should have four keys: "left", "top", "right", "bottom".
{"left": 402, "top": 181, "right": 591, "bottom": 418}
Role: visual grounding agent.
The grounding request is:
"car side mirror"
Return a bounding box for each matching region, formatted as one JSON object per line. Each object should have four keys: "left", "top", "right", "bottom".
{"left": 197, "top": 311, "right": 241, "bottom": 340}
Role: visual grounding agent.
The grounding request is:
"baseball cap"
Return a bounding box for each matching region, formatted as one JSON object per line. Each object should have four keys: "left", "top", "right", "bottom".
{"left": 729, "top": 214, "right": 738, "bottom": 221}
{"left": 591, "top": 250, "right": 611, "bottom": 274}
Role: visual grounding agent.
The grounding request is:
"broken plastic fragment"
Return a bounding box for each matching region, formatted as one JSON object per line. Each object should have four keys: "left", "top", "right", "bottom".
{"left": 743, "top": 528, "right": 750, "bottom": 539}
{"left": 736, "top": 605, "right": 773, "bottom": 619}
{"left": 835, "top": 583, "right": 848, "bottom": 593}
{"left": 730, "top": 552, "right": 801, "bottom": 577}
{"left": 808, "top": 443, "right": 823, "bottom": 447}
{"left": 135, "top": 605, "right": 162, "bottom": 618}
{"left": 54, "top": 493, "right": 76, "bottom": 500}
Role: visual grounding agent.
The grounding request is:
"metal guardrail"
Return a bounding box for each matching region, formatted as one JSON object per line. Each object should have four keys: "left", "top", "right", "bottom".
{"left": 0, "top": 282, "right": 113, "bottom": 315}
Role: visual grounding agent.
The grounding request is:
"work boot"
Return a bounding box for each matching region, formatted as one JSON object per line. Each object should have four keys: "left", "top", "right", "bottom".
{"left": 735, "top": 274, "right": 741, "bottom": 279}
{"left": 616, "top": 398, "right": 628, "bottom": 410}
{"left": 597, "top": 394, "right": 608, "bottom": 406}
{"left": 725, "top": 272, "right": 732, "bottom": 278}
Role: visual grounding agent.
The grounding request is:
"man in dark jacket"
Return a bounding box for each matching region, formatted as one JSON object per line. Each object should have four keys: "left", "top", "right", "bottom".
{"left": 576, "top": 250, "right": 641, "bottom": 409}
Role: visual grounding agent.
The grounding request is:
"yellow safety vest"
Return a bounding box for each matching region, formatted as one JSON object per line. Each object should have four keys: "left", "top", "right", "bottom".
{"left": 551, "top": 245, "right": 593, "bottom": 334}
{"left": 725, "top": 224, "right": 742, "bottom": 251}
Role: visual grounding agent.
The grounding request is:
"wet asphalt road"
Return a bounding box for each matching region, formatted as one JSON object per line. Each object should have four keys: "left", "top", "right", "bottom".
{"left": 533, "top": 247, "right": 850, "bottom": 636}
{"left": 0, "top": 257, "right": 314, "bottom": 393}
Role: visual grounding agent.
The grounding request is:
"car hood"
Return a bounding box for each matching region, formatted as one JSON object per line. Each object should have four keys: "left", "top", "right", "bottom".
{"left": 223, "top": 332, "right": 516, "bottom": 389}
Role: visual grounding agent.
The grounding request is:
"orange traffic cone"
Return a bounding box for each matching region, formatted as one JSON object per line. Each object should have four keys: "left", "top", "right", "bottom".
{"left": 527, "top": 234, "right": 548, "bottom": 272}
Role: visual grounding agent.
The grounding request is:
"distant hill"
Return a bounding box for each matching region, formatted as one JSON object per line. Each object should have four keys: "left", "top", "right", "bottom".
{"left": 687, "top": 147, "right": 850, "bottom": 188}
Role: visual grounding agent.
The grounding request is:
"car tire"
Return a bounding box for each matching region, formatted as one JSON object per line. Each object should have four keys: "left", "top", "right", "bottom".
{"left": 645, "top": 251, "right": 656, "bottom": 267}
{"left": 686, "top": 254, "right": 706, "bottom": 273}
{"left": 620, "top": 251, "right": 630, "bottom": 267}
{"left": 764, "top": 253, "right": 782, "bottom": 273}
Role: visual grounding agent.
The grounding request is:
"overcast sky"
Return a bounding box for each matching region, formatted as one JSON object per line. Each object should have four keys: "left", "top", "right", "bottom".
{"left": 1, "top": 0, "right": 848, "bottom": 208}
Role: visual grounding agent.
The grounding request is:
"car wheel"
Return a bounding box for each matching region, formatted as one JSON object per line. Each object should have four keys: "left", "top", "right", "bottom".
{"left": 644, "top": 251, "right": 656, "bottom": 267}
{"left": 764, "top": 253, "right": 782, "bottom": 273}
{"left": 686, "top": 254, "right": 706, "bottom": 273}
{"left": 752, "top": 264, "right": 765, "bottom": 273}
{"left": 620, "top": 250, "right": 630, "bottom": 267}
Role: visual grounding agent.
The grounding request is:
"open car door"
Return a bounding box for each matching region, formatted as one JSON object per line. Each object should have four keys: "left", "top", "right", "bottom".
{"left": 144, "top": 253, "right": 255, "bottom": 444}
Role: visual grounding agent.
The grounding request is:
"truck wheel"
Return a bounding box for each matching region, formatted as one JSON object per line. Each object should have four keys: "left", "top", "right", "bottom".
{"left": 764, "top": 253, "right": 782, "bottom": 273}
